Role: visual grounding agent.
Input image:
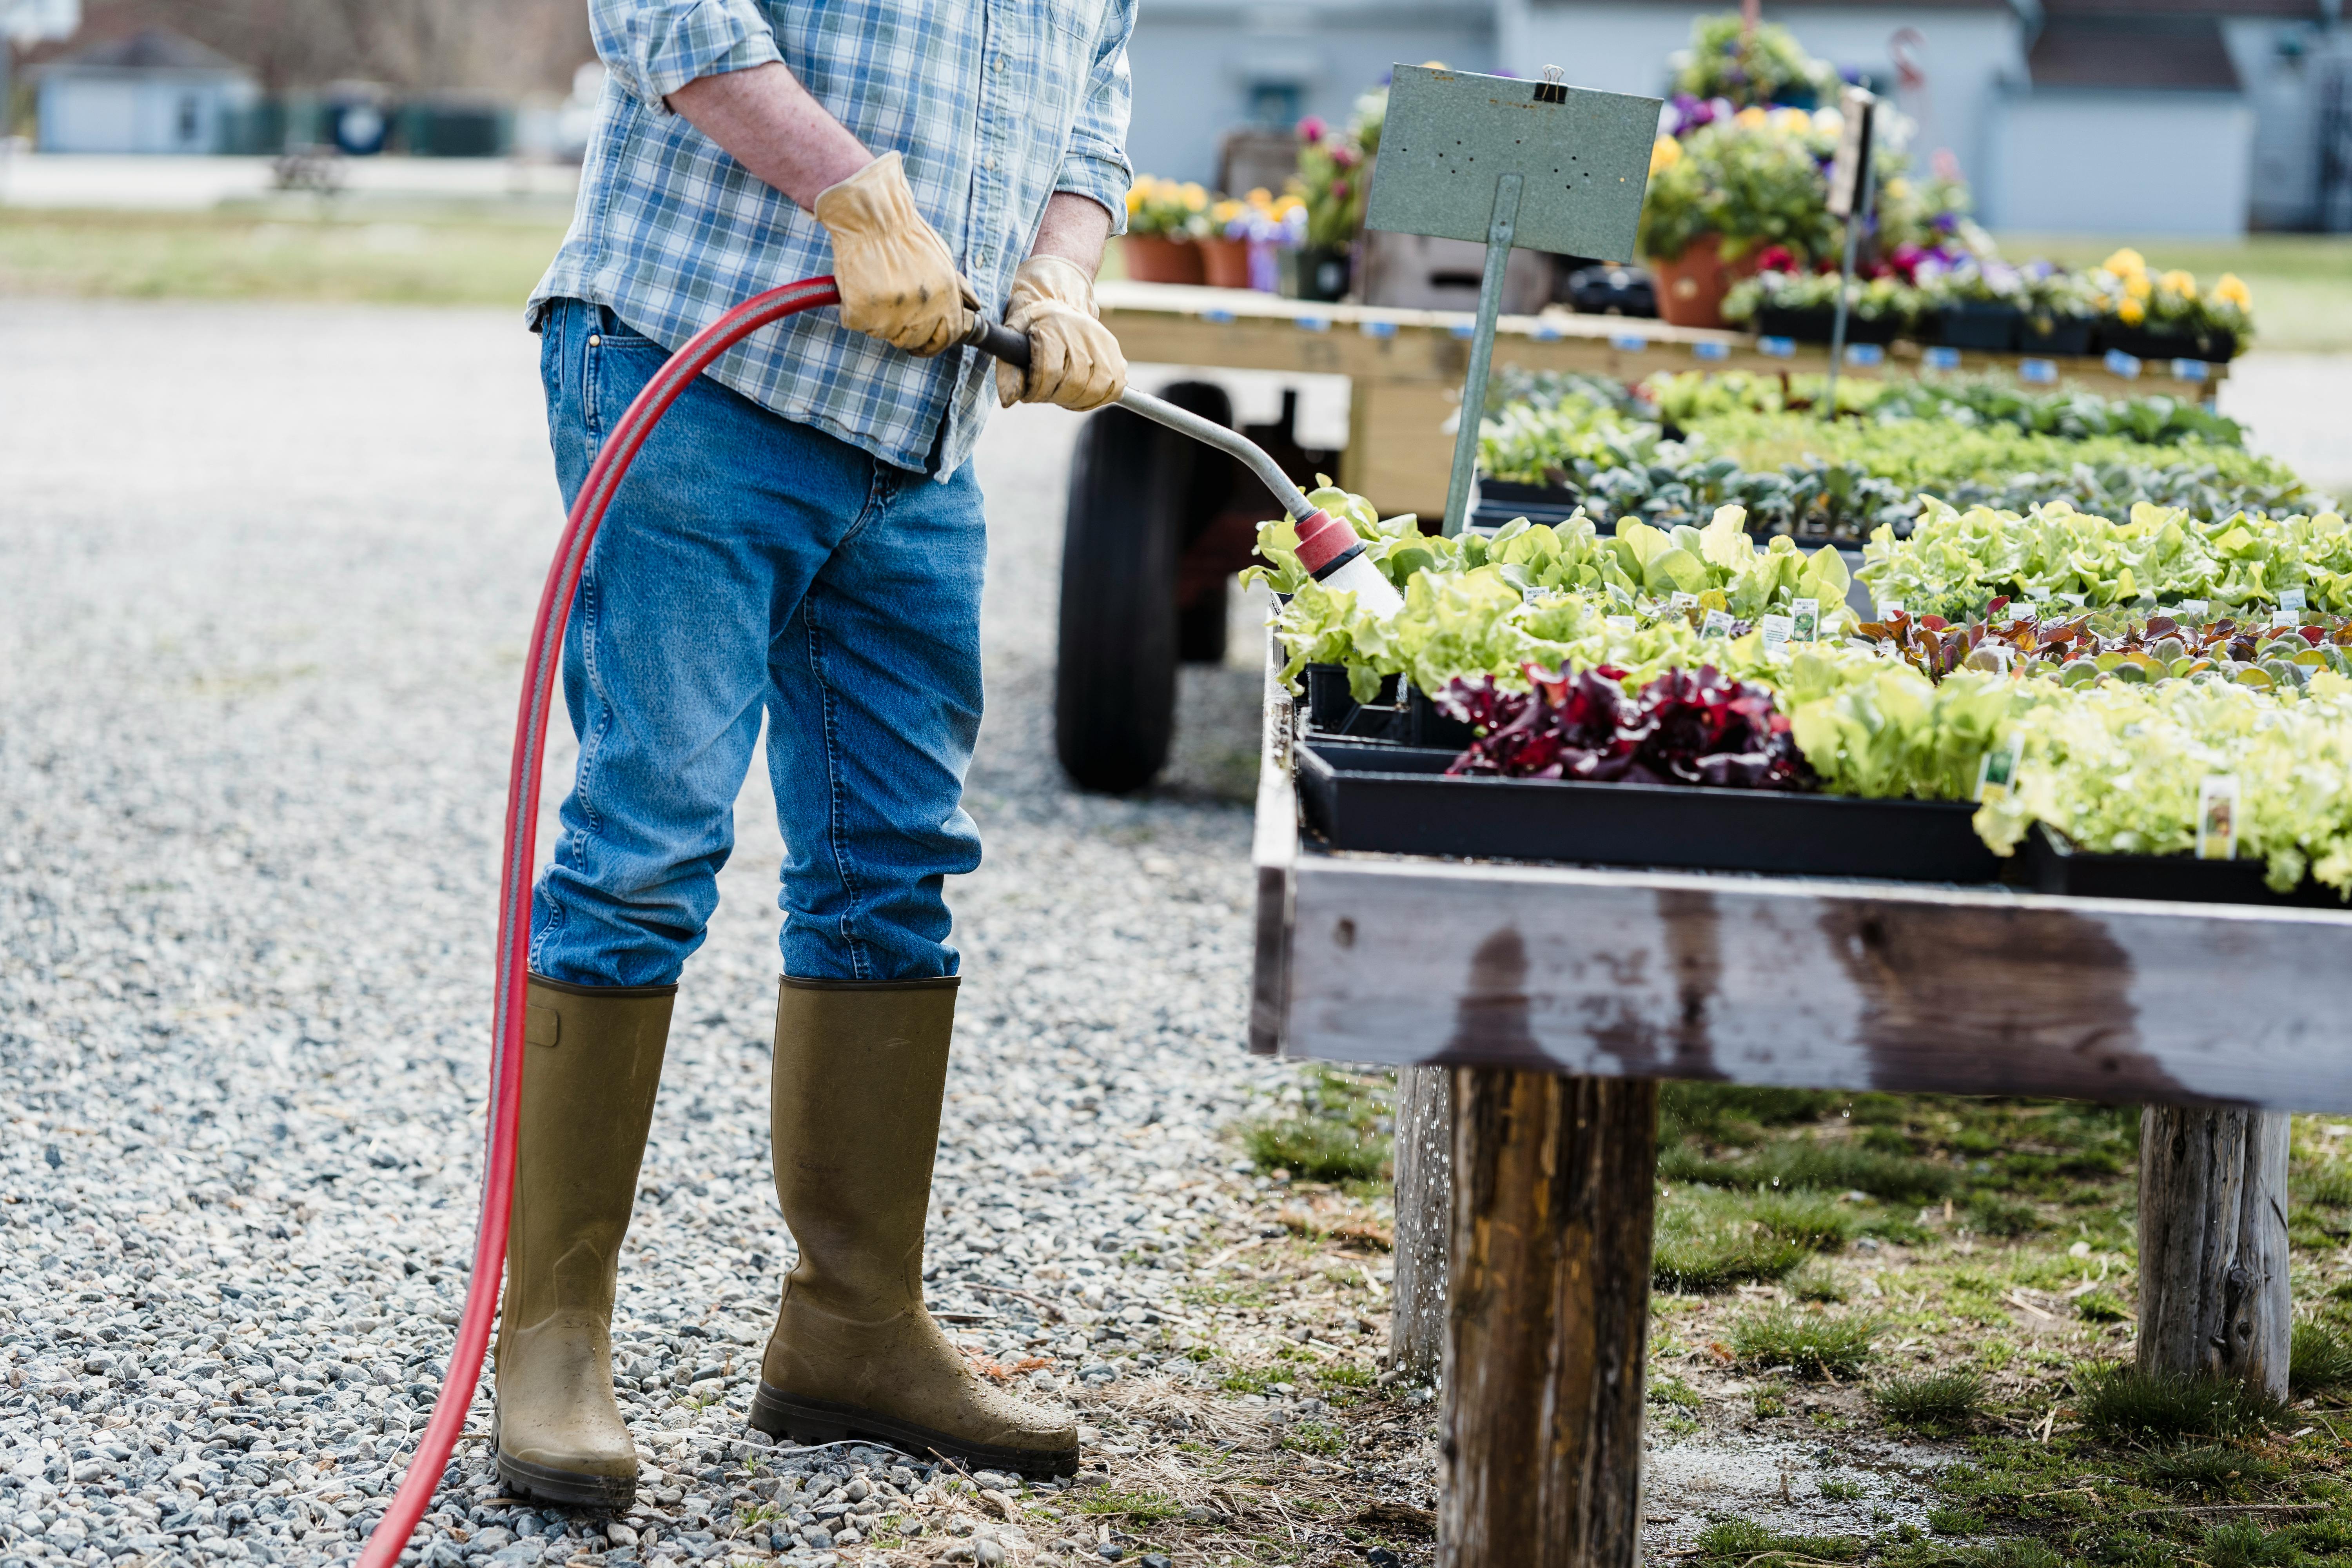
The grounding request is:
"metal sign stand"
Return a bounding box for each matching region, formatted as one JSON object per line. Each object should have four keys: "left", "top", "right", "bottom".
{"left": 1363, "top": 64, "right": 1661, "bottom": 535}
{"left": 1822, "top": 85, "right": 1878, "bottom": 419}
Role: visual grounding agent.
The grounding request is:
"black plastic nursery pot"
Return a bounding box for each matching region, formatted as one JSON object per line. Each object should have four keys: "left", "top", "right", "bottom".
{"left": 1296, "top": 740, "right": 2005, "bottom": 883}
{"left": 1299, "top": 666, "right": 1475, "bottom": 751}
{"left": 2096, "top": 323, "right": 2237, "bottom": 364}
{"left": 1935, "top": 303, "right": 2021, "bottom": 353}
{"left": 1474, "top": 479, "right": 1587, "bottom": 529}
{"left": 1750, "top": 305, "right": 1901, "bottom": 346}
{"left": 2018, "top": 316, "right": 2095, "bottom": 357}
{"left": 2018, "top": 823, "right": 2349, "bottom": 910}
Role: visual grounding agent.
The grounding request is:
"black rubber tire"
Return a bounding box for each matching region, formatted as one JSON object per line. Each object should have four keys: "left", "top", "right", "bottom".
{"left": 1053, "top": 381, "right": 1231, "bottom": 793}
{"left": 1177, "top": 584, "right": 1229, "bottom": 666}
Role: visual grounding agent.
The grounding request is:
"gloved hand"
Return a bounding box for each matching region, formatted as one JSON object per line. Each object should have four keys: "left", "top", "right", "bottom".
{"left": 995, "top": 255, "right": 1127, "bottom": 411}
{"left": 813, "top": 152, "right": 976, "bottom": 357}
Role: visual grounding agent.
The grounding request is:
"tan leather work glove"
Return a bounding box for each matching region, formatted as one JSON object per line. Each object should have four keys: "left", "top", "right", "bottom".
{"left": 814, "top": 152, "right": 976, "bottom": 357}
{"left": 995, "top": 255, "right": 1127, "bottom": 411}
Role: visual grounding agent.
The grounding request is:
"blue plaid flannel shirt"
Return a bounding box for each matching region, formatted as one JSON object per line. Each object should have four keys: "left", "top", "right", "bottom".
{"left": 531, "top": 0, "right": 1135, "bottom": 479}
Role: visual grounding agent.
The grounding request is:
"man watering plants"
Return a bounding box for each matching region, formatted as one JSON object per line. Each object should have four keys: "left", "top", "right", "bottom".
{"left": 503, "top": 0, "right": 1133, "bottom": 1506}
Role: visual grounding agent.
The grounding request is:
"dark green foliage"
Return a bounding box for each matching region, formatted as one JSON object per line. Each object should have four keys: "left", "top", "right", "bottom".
{"left": 1662, "top": 1137, "right": 1957, "bottom": 1204}
{"left": 1730, "top": 1306, "right": 1877, "bottom": 1379}
{"left": 2200, "top": 1521, "right": 2301, "bottom": 1568}
{"left": 1245, "top": 1067, "right": 1392, "bottom": 1182}
{"left": 1869, "top": 1369, "right": 1984, "bottom": 1431}
{"left": 2073, "top": 1362, "right": 2287, "bottom": 1441}
{"left": 2142, "top": 1443, "right": 2284, "bottom": 1494}
{"left": 2290, "top": 1320, "right": 2352, "bottom": 1395}
{"left": 2074, "top": 1289, "right": 2130, "bottom": 1323}
{"left": 2302, "top": 1165, "right": 2352, "bottom": 1208}
{"left": 1659, "top": 1082, "right": 1848, "bottom": 1147}
{"left": 1962, "top": 1192, "right": 2045, "bottom": 1237}
{"left": 1651, "top": 1191, "right": 1814, "bottom": 1294}
{"left": 1694, "top": 1519, "right": 1863, "bottom": 1563}
{"left": 1927, "top": 1504, "right": 1985, "bottom": 1535}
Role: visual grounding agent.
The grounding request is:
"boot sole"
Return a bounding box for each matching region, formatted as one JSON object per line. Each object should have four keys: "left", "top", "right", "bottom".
{"left": 494, "top": 1448, "right": 640, "bottom": 1511}
{"left": 748, "top": 1383, "right": 1080, "bottom": 1479}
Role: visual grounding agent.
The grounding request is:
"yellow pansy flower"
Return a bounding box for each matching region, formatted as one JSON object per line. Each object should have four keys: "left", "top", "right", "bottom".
{"left": 1734, "top": 105, "right": 1769, "bottom": 129}
{"left": 2124, "top": 273, "right": 2152, "bottom": 301}
{"left": 2102, "top": 247, "right": 2147, "bottom": 278}
{"left": 2159, "top": 269, "right": 2197, "bottom": 297}
{"left": 1771, "top": 107, "right": 1812, "bottom": 135}
{"left": 1125, "top": 185, "right": 1145, "bottom": 214}
{"left": 1246, "top": 187, "right": 1274, "bottom": 207}
{"left": 1884, "top": 177, "right": 1911, "bottom": 201}
{"left": 2213, "top": 273, "right": 2252, "bottom": 309}
{"left": 1650, "top": 136, "right": 1683, "bottom": 174}
{"left": 2118, "top": 297, "right": 2146, "bottom": 325}
{"left": 1211, "top": 199, "right": 1244, "bottom": 225}
{"left": 1180, "top": 181, "right": 1208, "bottom": 211}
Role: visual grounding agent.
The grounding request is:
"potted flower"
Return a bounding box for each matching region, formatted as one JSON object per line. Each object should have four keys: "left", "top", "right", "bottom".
{"left": 1670, "top": 12, "right": 1837, "bottom": 110}
{"left": 1288, "top": 114, "right": 1367, "bottom": 301}
{"left": 1639, "top": 110, "right": 1841, "bottom": 328}
{"left": 1122, "top": 176, "right": 1211, "bottom": 285}
{"left": 1914, "top": 255, "right": 2026, "bottom": 352}
{"left": 2091, "top": 250, "right": 2251, "bottom": 362}
{"left": 2017, "top": 264, "right": 2102, "bottom": 356}
{"left": 1203, "top": 188, "right": 1305, "bottom": 292}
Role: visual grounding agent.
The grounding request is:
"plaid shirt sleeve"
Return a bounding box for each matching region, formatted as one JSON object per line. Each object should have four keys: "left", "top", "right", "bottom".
{"left": 1056, "top": 0, "right": 1137, "bottom": 236}
{"left": 591, "top": 0, "right": 785, "bottom": 114}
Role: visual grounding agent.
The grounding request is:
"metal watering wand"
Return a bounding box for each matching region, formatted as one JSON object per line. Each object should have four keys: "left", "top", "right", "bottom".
{"left": 357, "top": 277, "right": 1325, "bottom": 1567}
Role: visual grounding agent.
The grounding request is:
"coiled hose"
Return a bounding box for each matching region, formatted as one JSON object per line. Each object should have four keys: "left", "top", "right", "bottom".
{"left": 358, "top": 275, "right": 843, "bottom": 1568}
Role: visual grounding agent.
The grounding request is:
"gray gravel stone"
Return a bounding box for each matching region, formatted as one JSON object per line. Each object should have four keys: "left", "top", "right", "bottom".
{"left": 0, "top": 299, "right": 1293, "bottom": 1562}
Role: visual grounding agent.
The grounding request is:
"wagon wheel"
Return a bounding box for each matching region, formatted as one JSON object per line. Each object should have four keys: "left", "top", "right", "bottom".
{"left": 1053, "top": 381, "right": 1232, "bottom": 793}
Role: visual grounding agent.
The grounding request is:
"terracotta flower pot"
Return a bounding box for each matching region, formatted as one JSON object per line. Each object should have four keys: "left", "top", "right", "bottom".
{"left": 1200, "top": 237, "right": 1253, "bottom": 290}
{"left": 1648, "top": 235, "right": 1754, "bottom": 330}
{"left": 1122, "top": 234, "right": 1205, "bottom": 286}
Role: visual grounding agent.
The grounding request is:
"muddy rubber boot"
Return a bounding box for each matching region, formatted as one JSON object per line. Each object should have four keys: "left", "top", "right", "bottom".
{"left": 750, "top": 976, "right": 1080, "bottom": 1477}
{"left": 494, "top": 975, "right": 672, "bottom": 1509}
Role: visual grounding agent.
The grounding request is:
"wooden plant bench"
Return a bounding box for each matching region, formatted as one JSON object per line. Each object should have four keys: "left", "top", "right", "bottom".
{"left": 1244, "top": 643, "right": 2348, "bottom": 1565}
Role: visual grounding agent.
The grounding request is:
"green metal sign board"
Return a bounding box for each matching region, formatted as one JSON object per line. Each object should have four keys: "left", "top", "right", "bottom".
{"left": 1363, "top": 64, "right": 1662, "bottom": 534}
{"left": 1365, "top": 64, "right": 1660, "bottom": 263}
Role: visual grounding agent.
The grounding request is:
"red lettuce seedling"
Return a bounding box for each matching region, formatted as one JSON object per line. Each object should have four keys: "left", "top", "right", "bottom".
{"left": 1439, "top": 664, "right": 1810, "bottom": 790}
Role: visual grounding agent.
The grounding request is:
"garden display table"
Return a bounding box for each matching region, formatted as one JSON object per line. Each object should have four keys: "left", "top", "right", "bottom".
{"left": 1243, "top": 640, "right": 2352, "bottom": 1566}
{"left": 1095, "top": 278, "right": 2232, "bottom": 525}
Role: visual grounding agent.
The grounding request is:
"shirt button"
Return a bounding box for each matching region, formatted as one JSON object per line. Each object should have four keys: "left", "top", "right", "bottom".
{"left": 587, "top": 334, "right": 602, "bottom": 347}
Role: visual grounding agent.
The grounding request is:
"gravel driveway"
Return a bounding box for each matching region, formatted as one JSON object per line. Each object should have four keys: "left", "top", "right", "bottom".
{"left": 0, "top": 301, "right": 1404, "bottom": 1568}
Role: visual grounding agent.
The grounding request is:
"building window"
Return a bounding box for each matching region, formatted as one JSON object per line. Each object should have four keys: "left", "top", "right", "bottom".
{"left": 1247, "top": 82, "right": 1302, "bottom": 130}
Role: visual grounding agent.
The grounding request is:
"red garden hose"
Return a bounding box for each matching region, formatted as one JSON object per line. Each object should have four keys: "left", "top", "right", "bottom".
{"left": 359, "top": 276, "right": 842, "bottom": 1568}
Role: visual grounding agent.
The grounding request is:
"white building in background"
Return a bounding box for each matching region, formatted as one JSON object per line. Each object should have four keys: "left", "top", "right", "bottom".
{"left": 34, "top": 28, "right": 256, "bottom": 154}
{"left": 1131, "top": 0, "right": 2352, "bottom": 236}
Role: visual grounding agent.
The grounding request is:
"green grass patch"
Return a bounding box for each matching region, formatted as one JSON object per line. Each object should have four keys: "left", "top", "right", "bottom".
{"left": 2075, "top": 1290, "right": 2130, "bottom": 1324}
{"left": 2290, "top": 1321, "right": 2352, "bottom": 1396}
{"left": 1730, "top": 1305, "right": 1877, "bottom": 1379}
{"left": 1244, "top": 1066, "right": 1393, "bottom": 1181}
{"left": 1280, "top": 1419, "right": 1347, "bottom": 1456}
{"left": 1661, "top": 1136, "right": 1957, "bottom": 1205}
{"left": 2200, "top": 1520, "right": 2302, "bottom": 1568}
{"left": 2073, "top": 1362, "right": 2287, "bottom": 1442}
{"left": 1652, "top": 1189, "right": 1816, "bottom": 1294}
{"left": 1071, "top": 1488, "right": 1186, "bottom": 1523}
{"left": 0, "top": 203, "right": 572, "bottom": 306}
{"left": 1869, "top": 1369, "right": 1984, "bottom": 1432}
{"left": 2141, "top": 1443, "right": 2285, "bottom": 1495}
{"left": 1695, "top": 1519, "right": 1863, "bottom": 1563}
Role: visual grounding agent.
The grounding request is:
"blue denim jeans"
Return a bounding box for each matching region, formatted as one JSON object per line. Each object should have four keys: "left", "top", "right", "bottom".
{"left": 529, "top": 299, "right": 986, "bottom": 986}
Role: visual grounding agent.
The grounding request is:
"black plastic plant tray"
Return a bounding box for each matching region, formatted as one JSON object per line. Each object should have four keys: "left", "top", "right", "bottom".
{"left": 1297, "top": 740, "right": 2004, "bottom": 882}
{"left": 1300, "top": 665, "right": 1474, "bottom": 750}
{"left": 2019, "top": 823, "right": 2349, "bottom": 910}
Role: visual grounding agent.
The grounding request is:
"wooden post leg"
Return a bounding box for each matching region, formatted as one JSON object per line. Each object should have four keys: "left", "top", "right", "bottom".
{"left": 1441, "top": 1069, "right": 1657, "bottom": 1567}
{"left": 2138, "top": 1105, "right": 2291, "bottom": 1400}
{"left": 1390, "top": 1065, "right": 1453, "bottom": 1380}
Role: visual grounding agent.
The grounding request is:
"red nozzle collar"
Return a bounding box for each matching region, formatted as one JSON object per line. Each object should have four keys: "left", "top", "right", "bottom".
{"left": 1292, "top": 509, "right": 1361, "bottom": 575}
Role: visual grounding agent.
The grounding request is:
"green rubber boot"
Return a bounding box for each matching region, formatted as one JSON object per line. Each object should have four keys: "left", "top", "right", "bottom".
{"left": 749, "top": 976, "right": 1080, "bottom": 1477}
{"left": 493, "top": 975, "right": 672, "bottom": 1509}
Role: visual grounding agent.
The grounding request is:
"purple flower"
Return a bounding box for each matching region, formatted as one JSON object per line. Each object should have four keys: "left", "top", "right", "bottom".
{"left": 1297, "top": 115, "right": 1327, "bottom": 145}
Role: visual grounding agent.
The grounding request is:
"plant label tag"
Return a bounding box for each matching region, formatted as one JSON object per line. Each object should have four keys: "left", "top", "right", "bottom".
{"left": 1699, "top": 610, "right": 1735, "bottom": 640}
{"left": 1694, "top": 340, "right": 1731, "bottom": 363}
{"left": 2104, "top": 348, "right": 2142, "bottom": 379}
{"left": 1975, "top": 734, "right": 2023, "bottom": 805}
{"left": 2058, "top": 592, "right": 2088, "bottom": 607}
{"left": 1879, "top": 599, "right": 1904, "bottom": 618}
{"left": 2028, "top": 586, "right": 2052, "bottom": 603}
{"left": 1607, "top": 615, "right": 1637, "bottom": 633}
{"left": 1610, "top": 332, "right": 1648, "bottom": 353}
{"left": 1521, "top": 585, "right": 1563, "bottom": 605}
{"left": 2007, "top": 603, "right": 2034, "bottom": 625}
{"left": 2197, "top": 775, "right": 2240, "bottom": 862}
{"left": 2272, "top": 609, "right": 2301, "bottom": 630}
{"left": 1790, "top": 598, "right": 1820, "bottom": 642}
{"left": 2281, "top": 588, "right": 2307, "bottom": 612}
{"left": 1760, "top": 336, "right": 1797, "bottom": 359}
{"left": 1924, "top": 346, "right": 1961, "bottom": 372}
{"left": 1759, "top": 614, "right": 1794, "bottom": 655}
{"left": 1826, "top": 85, "right": 1876, "bottom": 219}
{"left": 1844, "top": 342, "right": 1886, "bottom": 369}
{"left": 1670, "top": 591, "right": 1699, "bottom": 611}
{"left": 2176, "top": 599, "right": 2207, "bottom": 618}
{"left": 2019, "top": 358, "right": 2059, "bottom": 385}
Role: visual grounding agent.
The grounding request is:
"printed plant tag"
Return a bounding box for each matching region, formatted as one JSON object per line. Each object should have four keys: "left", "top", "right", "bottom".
{"left": 1759, "top": 613, "right": 1794, "bottom": 655}
{"left": 1975, "top": 733, "right": 2024, "bottom": 805}
{"left": 2272, "top": 608, "right": 2301, "bottom": 630}
{"left": 2058, "top": 592, "right": 2088, "bottom": 607}
{"left": 2027, "top": 586, "right": 2051, "bottom": 603}
{"left": 1699, "top": 609, "right": 1735, "bottom": 640}
{"left": 1878, "top": 599, "right": 1904, "bottom": 618}
{"left": 1606, "top": 615, "right": 1637, "bottom": 633}
{"left": 2176, "top": 599, "right": 2207, "bottom": 618}
{"left": 2281, "top": 588, "right": 2307, "bottom": 612}
{"left": 2007, "top": 602, "right": 2034, "bottom": 624}
{"left": 1789, "top": 598, "right": 1819, "bottom": 642}
{"left": 2197, "top": 775, "right": 2240, "bottom": 862}
{"left": 1521, "top": 584, "right": 1562, "bottom": 605}
{"left": 1670, "top": 591, "right": 1699, "bottom": 611}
